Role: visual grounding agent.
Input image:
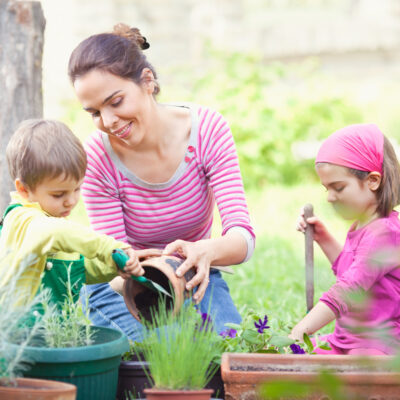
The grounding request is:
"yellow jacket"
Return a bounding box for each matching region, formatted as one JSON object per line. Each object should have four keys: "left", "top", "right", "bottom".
{"left": 0, "top": 192, "right": 127, "bottom": 303}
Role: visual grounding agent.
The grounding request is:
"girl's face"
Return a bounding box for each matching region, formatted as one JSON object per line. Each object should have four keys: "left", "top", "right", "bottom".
{"left": 316, "top": 163, "right": 381, "bottom": 221}
{"left": 73, "top": 69, "right": 156, "bottom": 146}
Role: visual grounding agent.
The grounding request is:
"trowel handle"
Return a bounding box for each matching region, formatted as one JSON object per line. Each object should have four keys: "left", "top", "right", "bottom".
{"left": 112, "top": 249, "right": 147, "bottom": 283}
{"left": 304, "top": 204, "right": 314, "bottom": 248}
{"left": 304, "top": 204, "right": 314, "bottom": 312}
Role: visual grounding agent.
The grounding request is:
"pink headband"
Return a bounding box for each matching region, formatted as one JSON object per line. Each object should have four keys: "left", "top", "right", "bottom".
{"left": 316, "top": 124, "right": 384, "bottom": 174}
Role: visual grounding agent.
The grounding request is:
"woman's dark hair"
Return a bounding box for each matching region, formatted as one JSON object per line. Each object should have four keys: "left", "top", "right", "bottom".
{"left": 68, "top": 23, "right": 160, "bottom": 94}
{"left": 348, "top": 136, "right": 400, "bottom": 217}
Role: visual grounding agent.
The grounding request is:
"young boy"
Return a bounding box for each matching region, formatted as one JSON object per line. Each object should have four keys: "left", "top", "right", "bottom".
{"left": 0, "top": 119, "right": 143, "bottom": 306}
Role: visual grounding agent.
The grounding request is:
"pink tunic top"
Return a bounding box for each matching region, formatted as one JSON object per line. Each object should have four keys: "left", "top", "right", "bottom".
{"left": 81, "top": 104, "right": 255, "bottom": 257}
{"left": 320, "top": 211, "right": 400, "bottom": 354}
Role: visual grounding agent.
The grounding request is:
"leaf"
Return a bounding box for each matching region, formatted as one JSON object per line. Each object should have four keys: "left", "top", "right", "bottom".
{"left": 317, "top": 343, "right": 332, "bottom": 351}
{"left": 242, "top": 329, "right": 261, "bottom": 344}
{"left": 258, "top": 348, "right": 279, "bottom": 354}
{"left": 223, "top": 323, "right": 241, "bottom": 330}
{"left": 303, "top": 333, "right": 314, "bottom": 353}
{"left": 269, "top": 336, "right": 294, "bottom": 348}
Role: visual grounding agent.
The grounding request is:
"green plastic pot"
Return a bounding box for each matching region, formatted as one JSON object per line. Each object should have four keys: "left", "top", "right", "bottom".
{"left": 8, "top": 326, "right": 129, "bottom": 400}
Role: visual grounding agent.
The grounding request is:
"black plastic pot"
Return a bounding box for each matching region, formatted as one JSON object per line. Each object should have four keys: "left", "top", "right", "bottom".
{"left": 116, "top": 356, "right": 224, "bottom": 400}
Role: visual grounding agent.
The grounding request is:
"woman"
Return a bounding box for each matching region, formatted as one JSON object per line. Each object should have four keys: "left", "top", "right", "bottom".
{"left": 68, "top": 24, "right": 255, "bottom": 341}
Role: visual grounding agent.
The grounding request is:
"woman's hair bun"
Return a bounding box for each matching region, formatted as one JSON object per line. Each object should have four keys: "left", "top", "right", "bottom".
{"left": 113, "top": 23, "right": 150, "bottom": 50}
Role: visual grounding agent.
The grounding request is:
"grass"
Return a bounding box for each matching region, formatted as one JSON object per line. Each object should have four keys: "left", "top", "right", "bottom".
{"left": 135, "top": 300, "right": 220, "bottom": 390}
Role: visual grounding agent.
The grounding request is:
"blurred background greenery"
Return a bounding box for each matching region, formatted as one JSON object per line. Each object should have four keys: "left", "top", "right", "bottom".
{"left": 40, "top": 0, "right": 400, "bottom": 332}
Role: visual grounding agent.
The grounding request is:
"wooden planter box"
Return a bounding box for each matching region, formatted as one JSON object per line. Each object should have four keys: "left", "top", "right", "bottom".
{"left": 221, "top": 353, "right": 400, "bottom": 400}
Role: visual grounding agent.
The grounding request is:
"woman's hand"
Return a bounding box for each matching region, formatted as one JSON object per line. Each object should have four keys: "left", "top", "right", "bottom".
{"left": 163, "top": 239, "right": 213, "bottom": 304}
{"left": 117, "top": 247, "right": 144, "bottom": 279}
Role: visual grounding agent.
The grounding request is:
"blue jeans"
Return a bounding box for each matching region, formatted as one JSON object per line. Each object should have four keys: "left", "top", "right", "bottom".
{"left": 80, "top": 270, "right": 241, "bottom": 342}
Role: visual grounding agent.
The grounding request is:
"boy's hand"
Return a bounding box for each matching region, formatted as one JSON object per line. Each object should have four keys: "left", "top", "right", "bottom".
{"left": 116, "top": 247, "right": 144, "bottom": 279}
{"left": 296, "top": 207, "right": 330, "bottom": 245}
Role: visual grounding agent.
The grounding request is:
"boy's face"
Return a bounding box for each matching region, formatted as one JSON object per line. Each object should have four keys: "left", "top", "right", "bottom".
{"left": 17, "top": 175, "right": 83, "bottom": 217}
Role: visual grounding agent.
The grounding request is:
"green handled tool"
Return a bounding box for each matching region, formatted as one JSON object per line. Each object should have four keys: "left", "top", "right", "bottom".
{"left": 112, "top": 249, "right": 172, "bottom": 297}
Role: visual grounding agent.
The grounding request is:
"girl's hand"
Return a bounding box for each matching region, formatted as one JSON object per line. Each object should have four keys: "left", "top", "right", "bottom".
{"left": 296, "top": 207, "right": 330, "bottom": 245}
{"left": 288, "top": 327, "right": 306, "bottom": 342}
{"left": 117, "top": 247, "right": 144, "bottom": 279}
{"left": 163, "top": 239, "right": 212, "bottom": 304}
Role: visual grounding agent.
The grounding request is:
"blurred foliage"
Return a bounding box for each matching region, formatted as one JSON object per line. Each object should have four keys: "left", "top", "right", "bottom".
{"left": 162, "top": 47, "right": 362, "bottom": 188}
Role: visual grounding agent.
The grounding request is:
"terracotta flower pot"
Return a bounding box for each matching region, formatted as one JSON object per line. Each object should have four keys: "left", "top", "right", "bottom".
{"left": 143, "top": 388, "right": 213, "bottom": 400}
{"left": 0, "top": 377, "right": 76, "bottom": 400}
{"left": 221, "top": 353, "right": 400, "bottom": 400}
{"left": 116, "top": 356, "right": 225, "bottom": 399}
{"left": 123, "top": 255, "right": 195, "bottom": 323}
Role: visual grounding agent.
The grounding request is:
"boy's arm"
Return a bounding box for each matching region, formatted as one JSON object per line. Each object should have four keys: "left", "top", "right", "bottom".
{"left": 84, "top": 257, "right": 118, "bottom": 285}
{"left": 27, "top": 215, "right": 128, "bottom": 271}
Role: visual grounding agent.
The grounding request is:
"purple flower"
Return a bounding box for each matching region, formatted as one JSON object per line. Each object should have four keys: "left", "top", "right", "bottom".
{"left": 199, "top": 312, "right": 213, "bottom": 331}
{"left": 220, "top": 328, "right": 237, "bottom": 338}
{"left": 254, "top": 315, "right": 270, "bottom": 334}
{"left": 290, "top": 344, "right": 306, "bottom": 354}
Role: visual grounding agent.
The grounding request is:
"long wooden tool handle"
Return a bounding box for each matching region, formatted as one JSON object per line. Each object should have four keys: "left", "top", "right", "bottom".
{"left": 304, "top": 203, "right": 314, "bottom": 312}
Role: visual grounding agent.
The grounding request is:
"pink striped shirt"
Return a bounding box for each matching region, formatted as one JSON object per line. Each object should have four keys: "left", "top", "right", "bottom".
{"left": 82, "top": 104, "right": 255, "bottom": 258}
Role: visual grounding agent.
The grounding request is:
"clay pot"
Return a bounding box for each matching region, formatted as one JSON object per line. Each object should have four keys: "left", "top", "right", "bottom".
{"left": 123, "top": 255, "right": 195, "bottom": 323}
{"left": 143, "top": 388, "right": 213, "bottom": 400}
{"left": 0, "top": 377, "right": 76, "bottom": 400}
{"left": 221, "top": 353, "right": 400, "bottom": 400}
{"left": 117, "top": 356, "right": 225, "bottom": 399}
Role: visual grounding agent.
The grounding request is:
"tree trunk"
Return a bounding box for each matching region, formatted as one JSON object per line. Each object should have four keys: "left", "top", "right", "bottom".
{"left": 0, "top": 0, "right": 45, "bottom": 212}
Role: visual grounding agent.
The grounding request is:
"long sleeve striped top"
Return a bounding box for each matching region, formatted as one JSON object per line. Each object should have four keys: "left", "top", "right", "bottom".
{"left": 82, "top": 104, "right": 255, "bottom": 261}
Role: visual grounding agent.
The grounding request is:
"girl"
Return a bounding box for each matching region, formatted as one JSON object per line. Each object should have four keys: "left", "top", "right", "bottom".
{"left": 291, "top": 123, "right": 400, "bottom": 355}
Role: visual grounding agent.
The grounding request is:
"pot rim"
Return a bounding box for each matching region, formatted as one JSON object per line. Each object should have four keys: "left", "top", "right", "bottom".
{"left": 144, "top": 388, "right": 214, "bottom": 394}
{"left": 0, "top": 377, "right": 77, "bottom": 392}
{"left": 221, "top": 352, "right": 400, "bottom": 384}
{"left": 6, "top": 326, "right": 129, "bottom": 362}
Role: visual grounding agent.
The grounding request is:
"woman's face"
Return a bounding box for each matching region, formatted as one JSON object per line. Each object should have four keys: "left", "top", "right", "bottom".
{"left": 73, "top": 69, "right": 154, "bottom": 146}
{"left": 316, "top": 163, "right": 380, "bottom": 220}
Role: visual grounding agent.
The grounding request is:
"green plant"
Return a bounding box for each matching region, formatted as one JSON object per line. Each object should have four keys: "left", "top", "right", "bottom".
{"left": 0, "top": 255, "right": 50, "bottom": 383}
{"left": 219, "top": 311, "right": 330, "bottom": 358}
{"left": 161, "top": 46, "right": 362, "bottom": 188}
{"left": 134, "top": 299, "right": 221, "bottom": 390}
{"left": 40, "top": 264, "right": 93, "bottom": 348}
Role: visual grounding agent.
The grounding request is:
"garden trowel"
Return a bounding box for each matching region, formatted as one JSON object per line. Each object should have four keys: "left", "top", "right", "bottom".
{"left": 112, "top": 248, "right": 172, "bottom": 297}
{"left": 304, "top": 203, "right": 314, "bottom": 312}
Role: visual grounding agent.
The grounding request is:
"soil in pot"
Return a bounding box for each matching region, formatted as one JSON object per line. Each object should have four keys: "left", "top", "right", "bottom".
{"left": 134, "top": 268, "right": 175, "bottom": 322}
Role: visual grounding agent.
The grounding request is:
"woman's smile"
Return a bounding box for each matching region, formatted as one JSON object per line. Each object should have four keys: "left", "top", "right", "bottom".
{"left": 112, "top": 122, "right": 133, "bottom": 139}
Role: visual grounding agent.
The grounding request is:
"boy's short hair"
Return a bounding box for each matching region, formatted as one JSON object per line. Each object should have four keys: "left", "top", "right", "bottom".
{"left": 6, "top": 119, "right": 87, "bottom": 190}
